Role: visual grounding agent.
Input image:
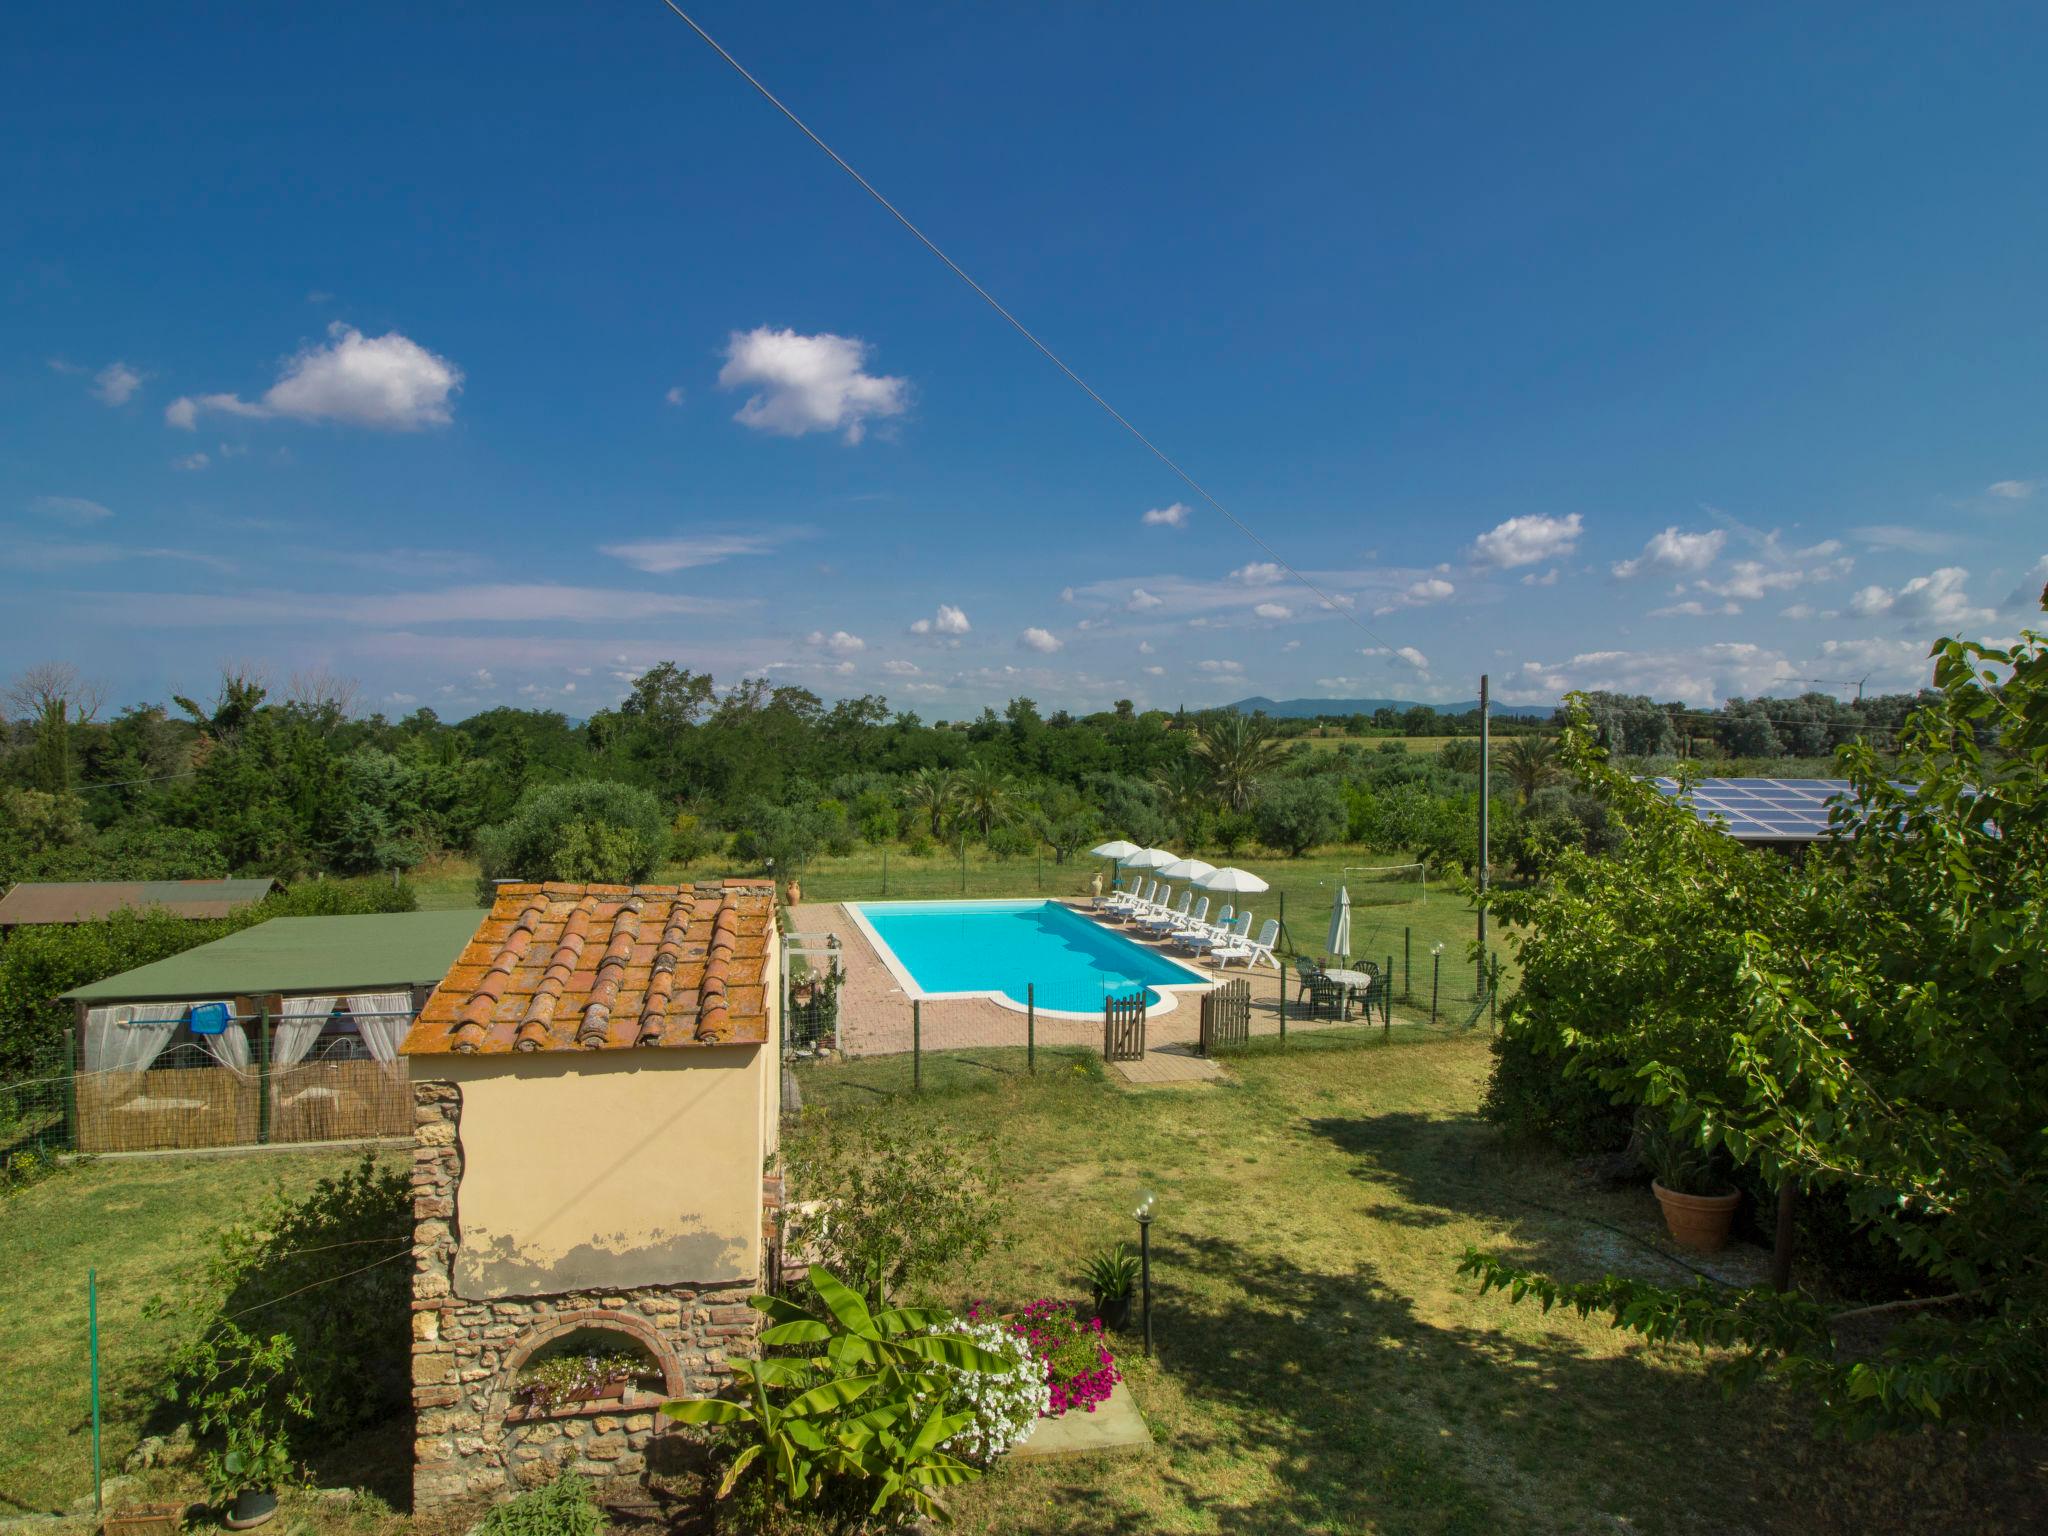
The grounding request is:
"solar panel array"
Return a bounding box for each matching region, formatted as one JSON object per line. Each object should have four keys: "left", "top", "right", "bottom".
{"left": 1648, "top": 777, "right": 1855, "bottom": 842}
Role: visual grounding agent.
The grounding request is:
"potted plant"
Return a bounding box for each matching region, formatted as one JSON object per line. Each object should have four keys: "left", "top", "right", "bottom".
{"left": 512, "top": 1350, "right": 643, "bottom": 1416}
{"left": 1642, "top": 1121, "right": 1741, "bottom": 1253}
{"left": 165, "top": 1322, "right": 306, "bottom": 1533}
{"left": 1083, "top": 1244, "right": 1140, "bottom": 1332}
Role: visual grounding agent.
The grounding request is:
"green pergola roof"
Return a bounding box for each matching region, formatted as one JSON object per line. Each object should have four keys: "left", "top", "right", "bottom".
{"left": 64, "top": 910, "right": 484, "bottom": 1004}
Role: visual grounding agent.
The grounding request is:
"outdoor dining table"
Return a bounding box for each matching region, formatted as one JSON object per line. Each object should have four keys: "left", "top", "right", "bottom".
{"left": 1322, "top": 968, "right": 1374, "bottom": 1019}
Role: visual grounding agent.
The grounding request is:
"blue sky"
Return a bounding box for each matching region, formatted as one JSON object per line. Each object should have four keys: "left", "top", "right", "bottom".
{"left": 4, "top": 2, "right": 2043, "bottom": 719}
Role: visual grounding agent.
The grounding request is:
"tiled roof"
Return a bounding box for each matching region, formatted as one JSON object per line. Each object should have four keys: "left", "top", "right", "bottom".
{"left": 402, "top": 881, "right": 775, "bottom": 1056}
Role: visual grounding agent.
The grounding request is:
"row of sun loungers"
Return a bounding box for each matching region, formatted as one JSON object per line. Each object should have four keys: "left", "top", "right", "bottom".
{"left": 1092, "top": 880, "right": 1280, "bottom": 970}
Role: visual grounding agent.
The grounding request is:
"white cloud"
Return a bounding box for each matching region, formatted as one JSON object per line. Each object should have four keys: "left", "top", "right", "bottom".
{"left": 1780, "top": 604, "right": 1816, "bottom": 620}
{"left": 93, "top": 361, "right": 144, "bottom": 405}
{"left": 1141, "top": 502, "right": 1190, "bottom": 528}
{"left": 1231, "top": 561, "right": 1284, "bottom": 585}
{"left": 1196, "top": 659, "right": 1243, "bottom": 674}
{"left": 1280, "top": 639, "right": 1301, "bottom": 652}
{"left": 1472, "top": 512, "right": 1582, "bottom": 568}
{"left": 1253, "top": 602, "right": 1292, "bottom": 620}
{"left": 1848, "top": 567, "right": 1996, "bottom": 628}
{"left": 1852, "top": 524, "right": 1952, "bottom": 555}
{"left": 1611, "top": 525, "right": 1725, "bottom": 579}
{"left": 1522, "top": 568, "right": 1559, "bottom": 588}
{"left": 717, "top": 326, "right": 907, "bottom": 443}
{"left": 173, "top": 452, "right": 210, "bottom": 471}
{"left": 167, "top": 324, "right": 463, "bottom": 431}
{"left": 1648, "top": 599, "right": 1741, "bottom": 618}
{"left": 3, "top": 540, "right": 232, "bottom": 574}
{"left": 1142, "top": 665, "right": 1166, "bottom": 676}
{"left": 599, "top": 531, "right": 790, "bottom": 573}
{"left": 1137, "top": 640, "right": 1155, "bottom": 655}
{"left": 1502, "top": 642, "right": 1801, "bottom": 706}
{"left": 90, "top": 583, "right": 744, "bottom": 628}
{"left": 880, "top": 658, "right": 921, "bottom": 676}
{"left": 30, "top": 495, "right": 113, "bottom": 524}
{"left": 1125, "top": 587, "right": 1164, "bottom": 611}
{"left": 1019, "top": 627, "right": 1062, "bottom": 654}
{"left": 1693, "top": 555, "right": 1853, "bottom": 604}
{"left": 909, "top": 603, "right": 971, "bottom": 637}
{"left": 1060, "top": 586, "right": 1075, "bottom": 603}
{"left": 664, "top": 385, "right": 686, "bottom": 406}
{"left": 2004, "top": 556, "right": 2048, "bottom": 612}
{"left": 1987, "top": 480, "right": 2036, "bottom": 500}
{"left": 806, "top": 629, "right": 866, "bottom": 656}
{"left": 1373, "top": 576, "right": 1454, "bottom": 615}
{"left": 1394, "top": 646, "right": 1429, "bottom": 671}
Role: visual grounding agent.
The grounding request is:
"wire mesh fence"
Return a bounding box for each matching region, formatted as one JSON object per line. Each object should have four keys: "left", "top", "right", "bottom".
{"left": 1, "top": 1033, "right": 416, "bottom": 1161}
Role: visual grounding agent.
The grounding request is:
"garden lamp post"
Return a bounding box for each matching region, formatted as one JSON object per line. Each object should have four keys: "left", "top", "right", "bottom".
{"left": 1431, "top": 943, "right": 1444, "bottom": 1023}
{"left": 1135, "top": 1190, "right": 1156, "bottom": 1355}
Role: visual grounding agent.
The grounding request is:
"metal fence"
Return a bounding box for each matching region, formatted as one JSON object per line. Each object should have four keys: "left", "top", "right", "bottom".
{"left": 2, "top": 1032, "right": 415, "bottom": 1162}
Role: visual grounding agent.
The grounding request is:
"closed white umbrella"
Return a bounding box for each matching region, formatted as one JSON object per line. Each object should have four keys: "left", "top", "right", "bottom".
{"left": 1194, "top": 866, "right": 1271, "bottom": 895}
{"left": 1326, "top": 884, "right": 1352, "bottom": 962}
{"left": 1159, "top": 856, "right": 1217, "bottom": 883}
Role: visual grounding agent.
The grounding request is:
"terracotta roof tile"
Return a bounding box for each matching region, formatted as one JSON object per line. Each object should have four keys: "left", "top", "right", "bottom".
{"left": 401, "top": 881, "right": 775, "bottom": 1056}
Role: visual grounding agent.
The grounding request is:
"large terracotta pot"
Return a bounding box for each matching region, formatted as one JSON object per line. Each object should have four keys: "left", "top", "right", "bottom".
{"left": 785, "top": 877, "right": 803, "bottom": 906}
{"left": 1652, "top": 1182, "right": 1741, "bottom": 1253}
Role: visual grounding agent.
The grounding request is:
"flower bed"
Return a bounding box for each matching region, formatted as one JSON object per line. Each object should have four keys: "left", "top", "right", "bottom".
{"left": 922, "top": 1314, "right": 1049, "bottom": 1461}
{"left": 1006, "top": 1300, "right": 1120, "bottom": 1416}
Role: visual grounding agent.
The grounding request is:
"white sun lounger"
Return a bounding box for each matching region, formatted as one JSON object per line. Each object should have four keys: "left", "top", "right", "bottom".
{"left": 1105, "top": 878, "right": 1152, "bottom": 917}
{"left": 1215, "top": 917, "right": 1280, "bottom": 971}
{"left": 1140, "top": 890, "right": 1191, "bottom": 934}
{"left": 1165, "top": 896, "right": 1210, "bottom": 943}
{"left": 1182, "top": 908, "right": 1248, "bottom": 955}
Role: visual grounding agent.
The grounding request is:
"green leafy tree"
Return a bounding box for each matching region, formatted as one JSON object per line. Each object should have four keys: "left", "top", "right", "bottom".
{"left": 953, "top": 758, "right": 1016, "bottom": 841}
{"left": 1150, "top": 757, "right": 1211, "bottom": 845}
{"left": 474, "top": 779, "right": 669, "bottom": 892}
{"left": 899, "top": 766, "right": 958, "bottom": 839}
{"left": 1500, "top": 735, "right": 1561, "bottom": 804}
{"left": 1468, "top": 605, "right": 2048, "bottom": 1435}
{"left": 1251, "top": 777, "right": 1347, "bottom": 857}
{"left": 1192, "top": 714, "right": 1290, "bottom": 813}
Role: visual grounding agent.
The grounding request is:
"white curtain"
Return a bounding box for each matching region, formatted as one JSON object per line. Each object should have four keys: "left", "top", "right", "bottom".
{"left": 82, "top": 1003, "right": 184, "bottom": 1074}
{"left": 349, "top": 993, "right": 414, "bottom": 1077}
{"left": 272, "top": 996, "right": 336, "bottom": 1072}
{"left": 197, "top": 1000, "right": 251, "bottom": 1075}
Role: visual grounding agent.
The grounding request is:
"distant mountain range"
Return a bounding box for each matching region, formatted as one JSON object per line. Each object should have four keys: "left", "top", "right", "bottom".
{"left": 1225, "top": 695, "right": 1556, "bottom": 720}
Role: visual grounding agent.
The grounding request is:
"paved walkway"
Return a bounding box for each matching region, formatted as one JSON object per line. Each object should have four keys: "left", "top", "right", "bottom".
{"left": 1112, "top": 1043, "right": 1225, "bottom": 1086}
{"left": 790, "top": 898, "right": 1382, "bottom": 1059}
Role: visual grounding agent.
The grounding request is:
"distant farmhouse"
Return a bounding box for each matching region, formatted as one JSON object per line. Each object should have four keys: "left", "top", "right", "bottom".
{"left": 0, "top": 877, "right": 280, "bottom": 931}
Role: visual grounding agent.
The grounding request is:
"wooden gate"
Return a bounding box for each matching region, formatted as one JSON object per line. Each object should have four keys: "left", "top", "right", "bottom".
{"left": 1198, "top": 979, "right": 1252, "bottom": 1055}
{"left": 1102, "top": 991, "right": 1148, "bottom": 1062}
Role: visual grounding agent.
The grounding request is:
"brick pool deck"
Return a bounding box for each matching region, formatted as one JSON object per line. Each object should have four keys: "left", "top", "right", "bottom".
{"left": 789, "top": 898, "right": 1373, "bottom": 1059}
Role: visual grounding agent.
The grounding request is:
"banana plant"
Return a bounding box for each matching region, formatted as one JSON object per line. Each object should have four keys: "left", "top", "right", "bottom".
{"left": 661, "top": 1267, "right": 1010, "bottom": 1519}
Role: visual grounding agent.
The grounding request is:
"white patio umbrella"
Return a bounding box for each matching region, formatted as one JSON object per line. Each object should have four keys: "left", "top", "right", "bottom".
{"left": 1159, "top": 856, "right": 1217, "bottom": 884}
{"left": 1194, "top": 866, "right": 1271, "bottom": 896}
{"left": 1123, "top": 847, "right": 1179, "bottom": 874}
{"left": 1326, "top": 884, "right": 1352, "bottom": 963}
{"left": 1090, "top": 838, "right": 1142, "bottom": 891}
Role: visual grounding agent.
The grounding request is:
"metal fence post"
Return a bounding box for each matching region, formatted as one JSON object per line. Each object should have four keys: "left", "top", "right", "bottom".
{"left": 63, "top": 1024, "right": 79, "bottom": 1152}
{"left": 881, "top": 848, "right": 888, "bottom": 898}
{"left": 912, "top": 1000, "right": 922, "bottom": 1093}
{"left": 89, "top": 1268, "right": 101, "bottom": 1520}
{"left": 1385, "top": 955, "right": 1394, "bottom": 1021}
{"left": 1278, "top": 977, "right": 1287, "bottom": 1049}
{"left": 1027, "top": 984, "right": 1036, "bottom": 1075}
{"left": 255, "top": 1005, "right": 271, "bottom": 1145}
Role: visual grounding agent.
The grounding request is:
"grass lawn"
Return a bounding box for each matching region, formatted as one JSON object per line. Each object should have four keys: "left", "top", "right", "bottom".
{"left": 793, "top": 1036, "right": 2041, "bottom": 1535}
{"left": 1, "top": 1147, "right": 404, "bottom": 1518}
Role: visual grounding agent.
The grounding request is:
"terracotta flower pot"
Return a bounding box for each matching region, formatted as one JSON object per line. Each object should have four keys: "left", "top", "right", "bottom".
{"left": 1652, "top": 1181, "right": 1741, "bottom": 1253}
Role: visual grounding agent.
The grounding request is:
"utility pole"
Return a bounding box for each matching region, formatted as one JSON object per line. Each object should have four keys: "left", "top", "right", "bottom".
{"left": 1477, "top": 673, "right": 1489, "bottom": 952}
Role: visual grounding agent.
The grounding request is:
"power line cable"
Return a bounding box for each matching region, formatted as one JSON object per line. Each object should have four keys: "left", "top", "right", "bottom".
{"left": 651, "top": 1, "right": 1410, "bottom": 657}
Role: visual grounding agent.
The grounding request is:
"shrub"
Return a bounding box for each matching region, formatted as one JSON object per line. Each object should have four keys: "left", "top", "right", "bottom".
{"left": 474, "top": 779, "right": 668, "bottom": 894}
{"left": 904, "top": 831, "right": 935, "bottom": 859}
{"left": 474, "top": 1474, "right": 603, "bottom": 1536}
{"left": 985, "top": 823, "right": 1036, "bottom": 859}
{"left": 1478, "top": 1029, "right": 1631, "bottom": 1155}
{"left": 781, "top": 1114, "right": 1012, "bottom": 1306}
{"left": 167, "top": 1320, "right": 309, "bottom": 1502}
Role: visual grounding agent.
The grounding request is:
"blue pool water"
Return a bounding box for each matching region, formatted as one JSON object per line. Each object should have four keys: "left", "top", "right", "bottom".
{"left": 851, "top": 899, "right": 1210, "bottom": 1015}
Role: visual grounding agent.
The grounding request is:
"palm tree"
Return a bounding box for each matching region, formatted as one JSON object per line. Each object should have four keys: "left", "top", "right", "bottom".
{"left": 953, "top": 758, "right": 1016, "bottom": 840}
{"left": 900, "top": 766, "right": 958, "bottom": 838}
{"left": 1191, "top": 715, "right": 1290, "bottom": 814}
{"left": 1501, "top": 736, "right": 1561, "bottom": 805}
{"left": 1151, "top": 758, "right": 1211, "bottom": 843}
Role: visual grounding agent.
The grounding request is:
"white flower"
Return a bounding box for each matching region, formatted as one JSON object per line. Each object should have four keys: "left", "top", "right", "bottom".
{"left": 918, "top": 1317, "right": 1049, "bottom": 1462}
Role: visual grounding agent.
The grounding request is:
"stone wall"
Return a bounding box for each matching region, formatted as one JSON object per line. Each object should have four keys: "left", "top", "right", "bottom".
{"left": 410, "top": 1079, "right": 772, "bottom": 1510}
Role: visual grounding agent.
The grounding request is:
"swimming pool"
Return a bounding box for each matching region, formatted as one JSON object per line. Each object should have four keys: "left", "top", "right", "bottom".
{"left": 846, "top": 899, "right": 1214, "bottom": 1018}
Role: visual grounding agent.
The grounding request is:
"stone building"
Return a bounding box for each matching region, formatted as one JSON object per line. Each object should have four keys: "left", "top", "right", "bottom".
{"left": 401, "top": 879, "right": 782, "bottom": 1510}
